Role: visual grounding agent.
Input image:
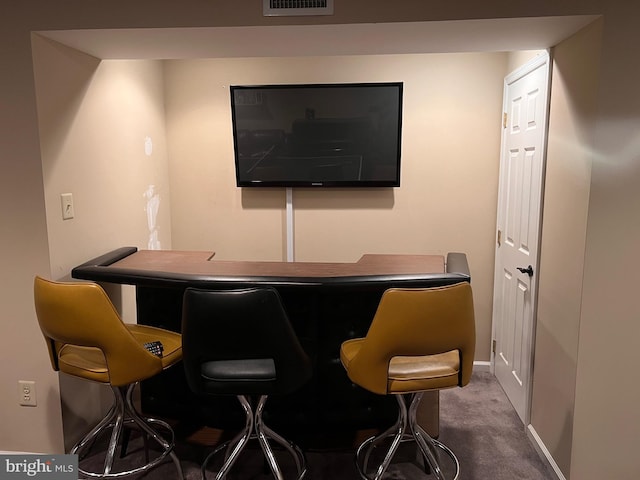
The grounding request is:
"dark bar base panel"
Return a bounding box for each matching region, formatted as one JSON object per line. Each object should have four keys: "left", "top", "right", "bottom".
{"left": 72, "top": 248, "right": 470, "bottom": 445}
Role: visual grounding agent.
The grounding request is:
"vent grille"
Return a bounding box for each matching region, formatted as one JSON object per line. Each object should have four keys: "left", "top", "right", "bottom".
{"left": 263, "top": 0, "right": 334, "bottom": 16}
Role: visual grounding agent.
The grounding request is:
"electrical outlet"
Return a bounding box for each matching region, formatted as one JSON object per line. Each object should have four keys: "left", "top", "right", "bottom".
{"left": 19, "top": 380, "right": 37, "bottom": 407}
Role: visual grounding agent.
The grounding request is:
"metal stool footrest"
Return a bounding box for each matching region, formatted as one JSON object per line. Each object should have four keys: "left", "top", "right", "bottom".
{"left": 355, "top": 393, "right": 459, "bottom": 480}
{"left": 71, "top": 384, "right": 183, "bottom": 479}
{"left": 202, "top": 395, "right": 306, "bottom": 480}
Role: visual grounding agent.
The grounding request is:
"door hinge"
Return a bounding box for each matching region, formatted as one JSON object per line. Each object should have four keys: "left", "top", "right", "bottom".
{"left": 497, "top": 229, "right": 502, "bottom": 246}
{"left": 503, "top": 112, "right": 507, "bottom": 128}
{"left": 492, "top": 339, "right": 496, "bottom": 354}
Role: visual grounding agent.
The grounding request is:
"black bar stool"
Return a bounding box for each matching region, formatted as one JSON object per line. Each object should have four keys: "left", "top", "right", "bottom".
{"left": 181, "top": 286, "right": 313, "bottom": 480}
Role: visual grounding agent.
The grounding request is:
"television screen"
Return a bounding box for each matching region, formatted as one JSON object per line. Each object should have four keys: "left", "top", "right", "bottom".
{"left": 230, "top": 82, "right": 403, "bottom": 187}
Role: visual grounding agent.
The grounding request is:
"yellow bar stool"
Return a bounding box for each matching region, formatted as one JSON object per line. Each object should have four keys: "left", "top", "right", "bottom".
{"left": 33, "top": 276, "right": 184, "bottom": 479}
{"left": 340, "top": 282, "right": 475, "bottom": 480}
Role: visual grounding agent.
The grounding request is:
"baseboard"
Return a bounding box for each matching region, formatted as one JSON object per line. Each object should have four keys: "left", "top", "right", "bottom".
{"left": 527, "top": 424, "right": 567, "bottom": 480}
{"left": 473, "top": 361, "right": 491, "bottom": 372}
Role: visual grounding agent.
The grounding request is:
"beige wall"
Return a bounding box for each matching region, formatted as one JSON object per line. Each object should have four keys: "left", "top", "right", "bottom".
{"left": 572, "top": 3, "right": 640, "bottom": 479}
{"left": 31, "top": 36, "right": 173, "bottom": 449}
{"left": 4, "top": 2, "right": 640, "bottom": 479}
{"left": 164, "top": 59, "right": 285, "bottom": 260}
{"left": 0, "top": 32, "right": 62, "bottom": 454}
{"left": 165, "top": 53, "right": 505, "bottom": 358}
{"left": 531, "top": 21, "right": 602, "bottom": 478}
{"left": 33, "top": 38, "right": 173, "bottom": 276}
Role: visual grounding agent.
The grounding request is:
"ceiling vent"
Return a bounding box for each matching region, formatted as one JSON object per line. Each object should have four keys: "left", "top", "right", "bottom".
{"left": 263, "top": 0, "right": 334, "bottom": 17}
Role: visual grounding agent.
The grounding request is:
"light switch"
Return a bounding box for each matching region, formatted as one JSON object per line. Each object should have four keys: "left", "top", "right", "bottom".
{"left": 61, "top": 193, "right": 74, "bottom": 220}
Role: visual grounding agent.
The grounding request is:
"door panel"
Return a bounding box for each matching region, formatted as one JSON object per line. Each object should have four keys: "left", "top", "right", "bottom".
{"left": 493, "top": 52, "right": 550, "bottom": 424}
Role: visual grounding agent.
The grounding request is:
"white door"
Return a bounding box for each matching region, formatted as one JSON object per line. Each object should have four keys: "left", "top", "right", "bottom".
{"left": 492, "top": 52, "right": 551, "bottom": 424}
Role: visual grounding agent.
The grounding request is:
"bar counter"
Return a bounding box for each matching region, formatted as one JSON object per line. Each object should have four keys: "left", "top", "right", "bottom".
{"left": 72, "top": 247, "right": 471, "bottom": 444}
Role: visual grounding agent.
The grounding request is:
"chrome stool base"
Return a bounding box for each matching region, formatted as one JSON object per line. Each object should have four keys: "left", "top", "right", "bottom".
{"left": 356, "top": 393, "right": 459, "bottom": 480}
{"left": 202, "top": 395, "right": 306, "bottom": 480}
{"left": 72, "top": 383, "right": 183, "bottom": 479}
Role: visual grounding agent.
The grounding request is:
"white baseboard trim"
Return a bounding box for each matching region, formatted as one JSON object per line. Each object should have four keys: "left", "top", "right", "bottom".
{"left": 473, "top": 361, "right": 491, "bottom": 372}
{"left": 527, "top": 424, "right": 567, "bottom": 480}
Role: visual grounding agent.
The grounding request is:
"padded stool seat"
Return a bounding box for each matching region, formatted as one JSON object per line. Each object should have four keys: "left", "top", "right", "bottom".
{"left": 57, "top": 325, "right": 181, "bottom": 383}
{"left": 342, "top": 342, "right": 461, "bottom": 393}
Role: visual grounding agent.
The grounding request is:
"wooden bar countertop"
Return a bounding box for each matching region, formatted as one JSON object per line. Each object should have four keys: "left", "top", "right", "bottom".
{"left": 109, "top": 250, "right": 445, "bottom": 278}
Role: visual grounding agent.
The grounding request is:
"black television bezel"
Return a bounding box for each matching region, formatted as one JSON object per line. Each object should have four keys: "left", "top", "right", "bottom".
{"left": 229, "top": 82, "right": 403, "bottom": 188}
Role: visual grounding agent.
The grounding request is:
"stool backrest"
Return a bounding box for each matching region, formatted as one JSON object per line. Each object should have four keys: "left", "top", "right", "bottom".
{"left": 347, "top": 282, "right": 475, "bottom": 394}
{"left": 33, "top": 276, "right": 162, "bottom": 385}
{"left": 181, "top": 287, "right": 312, "bottom": 395}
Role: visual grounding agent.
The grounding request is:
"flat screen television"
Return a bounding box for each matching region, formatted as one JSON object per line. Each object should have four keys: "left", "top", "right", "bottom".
{"left": 230, "top": 82, "right": 403, "bottom": 188}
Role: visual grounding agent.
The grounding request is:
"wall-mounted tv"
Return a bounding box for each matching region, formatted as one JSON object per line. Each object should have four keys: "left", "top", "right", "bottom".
{"left": 230, "top": 82, "right": 403, "bottom": 188}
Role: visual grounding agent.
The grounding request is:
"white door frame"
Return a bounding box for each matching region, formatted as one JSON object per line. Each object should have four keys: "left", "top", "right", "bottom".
{"left": 490, "top": 50, "right": 552, "bottom": 425}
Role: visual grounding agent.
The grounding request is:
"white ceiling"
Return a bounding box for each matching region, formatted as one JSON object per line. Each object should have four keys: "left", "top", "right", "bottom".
{"left": 38, "top": 15, "right": 598, "bottom": 60}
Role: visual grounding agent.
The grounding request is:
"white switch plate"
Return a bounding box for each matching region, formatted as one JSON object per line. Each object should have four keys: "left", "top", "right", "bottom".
{"left": 61, "top": 193, "right": 74, "bottom": 220}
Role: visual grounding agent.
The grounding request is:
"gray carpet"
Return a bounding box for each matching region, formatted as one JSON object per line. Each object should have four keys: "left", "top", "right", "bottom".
{"left": 80, "top": 371, "right": 555, "bottom": 479}
{"left": 437, "top": 371, "right": 554, "bottom": 480}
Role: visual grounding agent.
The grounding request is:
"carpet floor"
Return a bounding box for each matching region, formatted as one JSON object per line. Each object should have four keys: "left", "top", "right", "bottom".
{"left": 80, "top": 371, "right": 556, "bottom": 479}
